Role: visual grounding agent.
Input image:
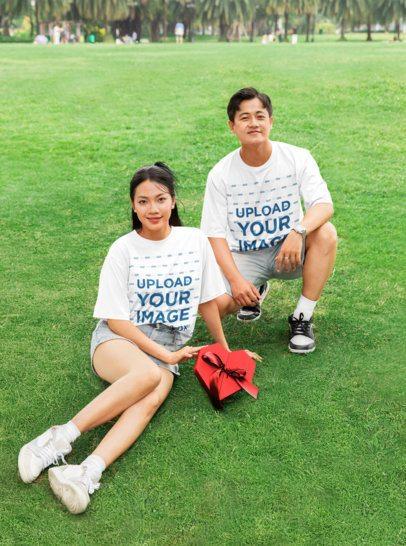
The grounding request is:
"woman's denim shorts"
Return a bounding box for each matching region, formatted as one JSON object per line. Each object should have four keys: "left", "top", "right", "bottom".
{"left": 90, "top": 320, "right": 191, "bottom": 377}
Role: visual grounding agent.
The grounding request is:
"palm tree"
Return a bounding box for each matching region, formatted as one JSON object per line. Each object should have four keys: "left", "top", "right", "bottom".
{"left": 324, "top": 0, "right": 363, "bottom": 40}
{"left": 378, "top": 0, "right": 405, "bottom": 40}
{"left": 200, "top": 0, "right": 252, "bottom": 41}
{"left": 74, "top": 0, "right": 129, "bottom": 21}
{"left": 279, "top": 0, "right": 299, "bottom": 41}
{"left": 300, "top": 0, "right": 318, "bottom": 41}
{"left": 364, "top": 0, "right": 378, "bottom": 41}
{"left": 29, "top": 0, "right": 71, "bottom": 34}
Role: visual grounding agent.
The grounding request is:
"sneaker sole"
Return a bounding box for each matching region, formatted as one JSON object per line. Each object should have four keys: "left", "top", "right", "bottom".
{"left": 18, "top": 445, "right": 39, "bottom": 483}
{"left": 236, "top": 312, "right": 261, "bottom": 323}
{"left": 260, "top": 282, "right": 270, "bottom": 303}
{"left": 48, "top": 467, "right": 89, "bottom": 515}
{"left": 288, "top": 345, "right": 316, "bottom": 354}
{"left": 236, "top": 283, "right": 270, "bottom": 322}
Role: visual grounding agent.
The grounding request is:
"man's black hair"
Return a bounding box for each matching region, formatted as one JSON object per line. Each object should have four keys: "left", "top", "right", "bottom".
{"left": 227, "top": 88, "right": 272, "bottom": 121}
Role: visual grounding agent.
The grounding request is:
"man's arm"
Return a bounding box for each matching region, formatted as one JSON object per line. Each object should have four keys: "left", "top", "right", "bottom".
{"left": 275, "top": 203, "right": 333, "bottom": 273}
{"left": 208, "top": 237, "right": 260, "bottom": 306}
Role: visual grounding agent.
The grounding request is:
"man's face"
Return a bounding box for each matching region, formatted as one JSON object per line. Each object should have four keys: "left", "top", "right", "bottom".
{"left": 228, "top": 98, "right": 273, "bottom": 146}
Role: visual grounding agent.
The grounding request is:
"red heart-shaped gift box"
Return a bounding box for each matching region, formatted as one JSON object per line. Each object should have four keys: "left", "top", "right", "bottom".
{"left": 194, "top": 343, "right": 259, "bottom": 409}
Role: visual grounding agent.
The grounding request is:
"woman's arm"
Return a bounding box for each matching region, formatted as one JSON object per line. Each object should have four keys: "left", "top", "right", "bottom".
{"left": 198, "top": 299, "right": 229, "bottom": 351}
{"left": 107, "top": 319, "right": 200, "bottom": 365}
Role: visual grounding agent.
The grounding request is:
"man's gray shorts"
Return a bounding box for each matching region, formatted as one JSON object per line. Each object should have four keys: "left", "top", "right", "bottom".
{"left": 222, "top": 237, "right": 305, "bottom": 296}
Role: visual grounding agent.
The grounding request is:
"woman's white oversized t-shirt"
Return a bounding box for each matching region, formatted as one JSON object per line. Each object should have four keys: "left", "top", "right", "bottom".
{"left": 93, "top": 227, "right": 226, "bottom": 340}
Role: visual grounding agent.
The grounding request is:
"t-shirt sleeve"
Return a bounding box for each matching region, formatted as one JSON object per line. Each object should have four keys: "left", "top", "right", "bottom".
{"left": 200, "top": 172, "right": 228, "bottom": 238}
{"left": 93, "top": 242, "right": 131, "bottom": 320}
{"left": 298, "top": 151, "right": 333, "bottom": 210}
{"left": 199, "top": 233, "right": 226, "bottom": 304}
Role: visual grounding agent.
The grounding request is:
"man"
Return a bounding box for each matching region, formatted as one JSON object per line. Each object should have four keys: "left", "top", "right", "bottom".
{"left": 201, "top": 88, "right": 337, "bottom": 354}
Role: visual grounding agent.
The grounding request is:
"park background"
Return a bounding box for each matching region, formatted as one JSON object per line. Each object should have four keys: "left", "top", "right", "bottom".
{"left": 0, "top": 1, "right": 405, "bottom": 544}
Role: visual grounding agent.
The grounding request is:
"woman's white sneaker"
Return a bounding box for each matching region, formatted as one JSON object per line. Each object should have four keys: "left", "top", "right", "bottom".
{"left": 48, "top": 464, "right": 100, "bottom": 514}
{"left": 18, "top": 426, "right": 72, "bottom": 483}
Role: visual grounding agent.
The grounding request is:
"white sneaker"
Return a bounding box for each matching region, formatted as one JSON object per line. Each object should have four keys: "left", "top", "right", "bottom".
{"left": 48, "top": 464, "right": 100, "bottom": 514}
{"left": 18, "top": 426, "right": 72, "bottom": 483}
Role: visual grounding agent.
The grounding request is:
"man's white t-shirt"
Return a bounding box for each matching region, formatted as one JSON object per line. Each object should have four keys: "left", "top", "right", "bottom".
{"left": 201, "top": 141, "right": 333, "bottom": 252}
{"left": 93, "top": 227, "right": 226, "bottom": 340}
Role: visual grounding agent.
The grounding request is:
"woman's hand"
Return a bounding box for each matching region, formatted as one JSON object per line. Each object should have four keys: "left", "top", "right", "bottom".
{"left": 167, "top": 346, "right": 203, "bottom": 365}
{"left": 245, "top": 349, "right": 263, "bottom": 362}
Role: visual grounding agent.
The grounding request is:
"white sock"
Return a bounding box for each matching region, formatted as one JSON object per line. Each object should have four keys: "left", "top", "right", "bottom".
{"left": 81, "top": 454, "right": 106, "bottom": 484}
{"left": 293, "top": 295, "right": 318, "bottom": 321}
{"left": 58, "top": 421, "right": 81, "bottom": 444}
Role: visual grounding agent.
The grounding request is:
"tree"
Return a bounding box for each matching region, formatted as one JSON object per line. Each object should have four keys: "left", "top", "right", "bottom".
{"left": 378, "top": 0, "right": 405, "bottom": 40}
{"left": 265, "top": 0, "right": 283, "bottom": 33}
{"left": 0, "top": 0, "right": 34, "bottom": 35}
{"left": 279, "top": 0, "right": 299, "bottom": 41}
{"left": 300, "top": 0, "right": 318, "bottom": 41}
{"left": 324, "top": 0, "right": 363, "bottom": 40}
{"left": 200, "top": 0, "right": 252, "bottom": 41}
{"left": 74, "top": 0, "right": 129, "bottom": 22}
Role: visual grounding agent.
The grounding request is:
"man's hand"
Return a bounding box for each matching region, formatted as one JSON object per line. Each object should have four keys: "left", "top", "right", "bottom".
{"left": 275, "top": 231, "right": 303, "bottom": 273}
{"left": 230, "top": 277, "right": 260, "bottom": 307}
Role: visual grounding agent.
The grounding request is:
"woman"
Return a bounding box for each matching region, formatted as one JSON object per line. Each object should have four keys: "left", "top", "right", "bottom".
{"left": 18, "top": 163, "right": 260, "bottom": 514}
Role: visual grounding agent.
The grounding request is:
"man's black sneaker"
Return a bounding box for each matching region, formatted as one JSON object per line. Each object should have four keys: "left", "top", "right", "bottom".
{"left": 288, "top": 313, "right": 316, "bottom": 354}
{"left": 236, "top": 282, "right": 269, "bottom": 322}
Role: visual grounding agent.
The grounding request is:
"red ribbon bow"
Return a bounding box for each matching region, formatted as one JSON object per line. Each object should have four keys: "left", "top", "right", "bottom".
{"left": 202, "top": 351, "right": 259, "bottom": 409}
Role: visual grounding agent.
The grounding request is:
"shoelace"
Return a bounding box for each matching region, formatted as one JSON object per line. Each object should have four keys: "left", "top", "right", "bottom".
{"left": 34, "top": 434, "right": 68, "bottom": 468}
{"left": 291, "top": 312, "right": 312, "bottom": 336}
{"left": 80, "top": 468, "right": 101, "bottom": 495}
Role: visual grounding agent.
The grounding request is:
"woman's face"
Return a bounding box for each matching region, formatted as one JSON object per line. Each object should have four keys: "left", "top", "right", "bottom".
{"left": 132, "top": 180, "right": 175, "bottom": 232}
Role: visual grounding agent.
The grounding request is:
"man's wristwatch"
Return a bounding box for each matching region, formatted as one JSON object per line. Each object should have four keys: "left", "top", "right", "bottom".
{"left": 292, "top": 223, "right": 307, "bottom": 237}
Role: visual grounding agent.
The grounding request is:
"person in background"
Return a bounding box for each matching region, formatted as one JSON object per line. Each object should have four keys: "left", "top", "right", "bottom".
{"left": 175, "top": 22, "right": 185, "bottom": 44}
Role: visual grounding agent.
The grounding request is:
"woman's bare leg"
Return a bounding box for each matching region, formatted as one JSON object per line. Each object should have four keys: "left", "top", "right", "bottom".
{"left": 92, "top": 368, "right": 174, "bottom": 467}
{"left": 216, "top": 293, "right": 239, "bottom": 318}
{"left": 71, "top": 340, "right": 162, "bottom": 433}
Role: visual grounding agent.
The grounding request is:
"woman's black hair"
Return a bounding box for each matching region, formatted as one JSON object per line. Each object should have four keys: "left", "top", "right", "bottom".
{"left": 130, "top": 162, "right": 182, "bottom": 230}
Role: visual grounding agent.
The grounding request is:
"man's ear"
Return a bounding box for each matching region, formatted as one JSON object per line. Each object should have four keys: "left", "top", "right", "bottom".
{"left": 228, "top": 119, "right": 235, "bottom": 133}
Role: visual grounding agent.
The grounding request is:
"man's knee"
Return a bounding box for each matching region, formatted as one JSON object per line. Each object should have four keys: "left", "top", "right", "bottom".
{"left": 308, "top": 222, "right": 337, "bottom": 254}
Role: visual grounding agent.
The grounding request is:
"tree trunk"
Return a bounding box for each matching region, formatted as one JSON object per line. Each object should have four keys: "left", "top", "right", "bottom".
{"left": 150, "top": 18, "right": 160, "bottom": 42}
{"left": 35, "top": 3, "right": 40, "bottom": 35}
{"left": 28, "top": 15, "right": 34, "bottom": 38}
{"left": 366, "top": 16, "right": 372, "bottom": 41}
{"left": 188, "top": 12, "right": 195, "bottom": 42}
{"left": 250, "top": 4, "right": 257, "bottom": 42}
{"left": 284, "top": 11, "right": 289, "bottom": 41}
{"left": 340, "top": 18, "right": 345, "bottom": 40}
{"left": 395, "top": 20, "right": 400, "bottom": 40}
{"left": 3, "top": 17, "right": 10, "bottom": 37}
{"left": 250, "top": 19, "right": 255, "bottom": 42}
{"left": 274, "top": 14, "right": 278, "bottom": 34}
{"left": 162, "top": 0, "right": 167, "bottom": 40}
{"left": 135, "top": 8, "right": 142, "bottom": 41}
{"left": 219, "top": 12, "right": 228, "bottom": 41}
{"left": 305, "top": 13, "right": 310, "bottom": 42}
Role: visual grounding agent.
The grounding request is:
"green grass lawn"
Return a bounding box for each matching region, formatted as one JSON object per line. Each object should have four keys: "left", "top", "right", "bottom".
{"left": 0, "top": 41, "right": 405, "bottom": 545}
